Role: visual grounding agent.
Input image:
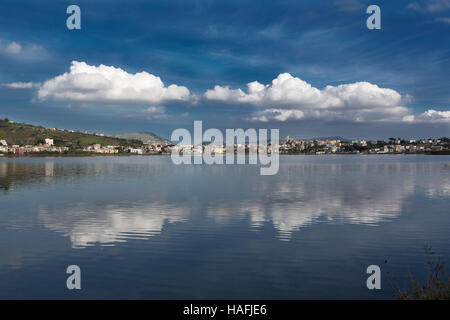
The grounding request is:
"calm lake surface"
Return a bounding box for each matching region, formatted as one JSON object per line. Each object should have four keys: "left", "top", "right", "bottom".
{"left": 0, "top": 155, "right": 449, "bottom": 299}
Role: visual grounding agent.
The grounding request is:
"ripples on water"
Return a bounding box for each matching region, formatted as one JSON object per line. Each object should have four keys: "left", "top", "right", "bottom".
{"left": 0, "top": 155, "right": 449, "bottom": 299}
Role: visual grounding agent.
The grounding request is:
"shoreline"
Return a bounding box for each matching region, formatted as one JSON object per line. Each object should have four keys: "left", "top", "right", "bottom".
{"left": 1, "top": 151, "right": 449, "bottom": 158}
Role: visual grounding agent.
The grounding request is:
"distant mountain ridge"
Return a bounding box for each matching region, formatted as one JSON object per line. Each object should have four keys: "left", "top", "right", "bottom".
{"left": 111, "top": 132, "right": 170, "bottom": 145}
{"left": 307, "top": 136, "right": 351, "bottom": 141}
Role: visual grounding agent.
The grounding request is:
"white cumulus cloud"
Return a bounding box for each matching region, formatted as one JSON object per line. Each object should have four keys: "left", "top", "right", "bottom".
{"left": 38, "top": 61, "right": 191, "bottom": 105}
{"left": 404, "top": 109, "right": 450, "bottom": 122}
{"left": 205, "top": 73, "right": 403, "bottom": 109}
{"left": 206, "top": 73, "right": 411, "bottom": 122}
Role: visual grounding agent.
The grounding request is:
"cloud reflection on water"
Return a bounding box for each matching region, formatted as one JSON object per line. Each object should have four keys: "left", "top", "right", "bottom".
{"left": 39, "top": 202, "right": 187, "bottom": 248}
{"left": 30, "top": 158, "right": 450, "bottom": 246}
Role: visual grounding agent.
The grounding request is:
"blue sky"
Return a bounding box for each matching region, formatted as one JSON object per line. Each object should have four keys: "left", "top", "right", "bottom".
{"left": 0, "top": 0, "right": 449, "bottom": 139}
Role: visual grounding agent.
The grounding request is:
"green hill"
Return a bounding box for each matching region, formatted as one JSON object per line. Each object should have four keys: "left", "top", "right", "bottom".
{"left": 0, "top": 118, "right": 142, "bottom": 148}
{"left": 111, "top": 132, "right": 170, "bottom": 145}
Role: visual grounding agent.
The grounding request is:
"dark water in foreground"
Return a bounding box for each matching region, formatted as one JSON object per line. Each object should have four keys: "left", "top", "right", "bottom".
{"left": 0, "top": 155, "right": 449, "bottom": 299}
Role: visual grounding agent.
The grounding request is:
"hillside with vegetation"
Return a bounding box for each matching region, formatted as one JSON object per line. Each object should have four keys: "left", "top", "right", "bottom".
{"left": 110, "top": 132, "right": 170, "bottom": 145}
{"left": 0, "top": 118, "right": 142, "bottom": 148}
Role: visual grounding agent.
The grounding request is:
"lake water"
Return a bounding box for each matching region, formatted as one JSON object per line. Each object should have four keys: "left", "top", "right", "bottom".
{"left": 0, "top": 155, "right": 449, "bottom": 299}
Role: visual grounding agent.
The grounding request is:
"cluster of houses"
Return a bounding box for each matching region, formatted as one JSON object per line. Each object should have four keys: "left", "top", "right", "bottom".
{"left": 279, "top": 137, "right": 449, "bottom": 154}
{"left": 0, "top": 136, "right": 168, "bottom": 156}
{"left": 82, "top": 144, "right": 119, "bottom": 154}
{"left": 0, "top": 138, "right": 69, "bottom": 155}
{"left": 169, "top": 143, "right": 274, "bottom": 155}
{"left": 166, "top": 137, "right": 449, "bottom": 155}
{"left": 1, "top": 134, "right": 448, "bottom": 156}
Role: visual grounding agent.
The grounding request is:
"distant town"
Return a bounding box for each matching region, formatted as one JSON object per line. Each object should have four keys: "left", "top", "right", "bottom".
{"left": 279, "top": 136, "right": 449, "bottom": 155}
{"left": 173, "top": 136, "right": 450, "bottom": 155}
{"left": 0, "top": 118, "right": 449, "bottom": 156}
